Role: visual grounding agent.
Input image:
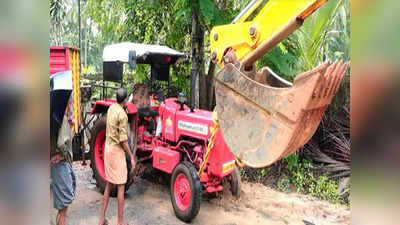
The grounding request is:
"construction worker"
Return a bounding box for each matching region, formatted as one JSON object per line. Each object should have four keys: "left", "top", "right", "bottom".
{"left": 99, "top": 88, "right": 136, "bottom": 225}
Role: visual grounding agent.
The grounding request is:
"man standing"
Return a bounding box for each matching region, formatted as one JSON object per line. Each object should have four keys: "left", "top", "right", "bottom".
{"left": 99, "top": 88, "right": 136, "bottom": 225}
{"left": 50, "top": 95, "right": 76, "bottom": 225}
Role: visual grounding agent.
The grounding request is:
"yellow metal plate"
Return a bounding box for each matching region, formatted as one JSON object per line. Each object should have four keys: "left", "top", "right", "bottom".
{"left": 222, "top": 160, "right": 235, "bottom": 174}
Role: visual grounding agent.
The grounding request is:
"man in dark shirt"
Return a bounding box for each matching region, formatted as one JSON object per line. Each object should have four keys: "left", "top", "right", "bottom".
{"left": 50, "top": 95, "right": 76, "bottom": 225}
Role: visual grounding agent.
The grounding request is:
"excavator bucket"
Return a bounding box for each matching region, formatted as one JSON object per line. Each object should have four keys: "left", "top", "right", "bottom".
{"left": 215, "top": 61, "right": 348, "bottom": 168}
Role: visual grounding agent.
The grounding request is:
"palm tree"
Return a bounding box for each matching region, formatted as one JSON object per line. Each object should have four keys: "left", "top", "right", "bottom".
{"left": 50, "top": 0, "right": 67, "bottom": 45}
{"left": 294, "top": 0, "right": 346, "bottom": 71}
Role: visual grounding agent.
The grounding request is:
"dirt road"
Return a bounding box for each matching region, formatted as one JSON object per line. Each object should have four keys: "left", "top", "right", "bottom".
{"left": 51, "top": 162, "right": 349, "bottom": 225}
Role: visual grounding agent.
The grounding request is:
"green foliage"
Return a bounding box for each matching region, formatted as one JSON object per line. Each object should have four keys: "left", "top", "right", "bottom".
{"left": 258, "top": 0, "right": 349, "bottom": 81}
{"left": 285, "top": 154, "right": 314, "bottom": 193}
{"left": 50, "top": 0, "right": 270, "bottom": 98}
{"left": 310, "top": 175, "right": 339, "bottom": 203}
{"left": 277, "top": 176, "right": 290, "bottom": 192}
{"left": 50, "top": 0, "right": 67, "bottom": 45}
{"left": 50, "top": 0, "right": 349, "bottom": 89}
{"left": 50, "top": 0, "right": 67, "bottom": 24}
{"left": 239, "top": 167, "right": 249, "bottom": 181}
{"left": 294, "top": 0, "right": 345, "bottom": 71}
{"left": 283, "top": 154, "right": 339, "bottom": 203}
{"left": 200, "top": 0, "right": 215, "bottom": 22}
{"left": 257, "top": 168, "right": 267, "bottom": 182}
{"left": 257, "top": 41, "right": 298, "bottom": 82}
{"left": 324, "top": 0, "right": 350, "bottom": 63}
{"left": 198, "top": 0, "right": 237, "bottom": 26}
{"left": 81, "top": 66, "right": 97, "bottom": 75}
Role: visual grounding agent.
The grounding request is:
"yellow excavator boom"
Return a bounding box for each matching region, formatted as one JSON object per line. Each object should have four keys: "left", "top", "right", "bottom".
{"left": 210, "top": 0, "right": 328, "bottom": 68}
{"left": 210, "top": 0, "right": 348, "bottom": 168}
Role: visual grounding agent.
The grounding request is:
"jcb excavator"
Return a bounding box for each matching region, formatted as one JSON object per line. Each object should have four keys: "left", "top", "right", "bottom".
{"left": 210, "top": 0, "right": 348, "bottom": 168}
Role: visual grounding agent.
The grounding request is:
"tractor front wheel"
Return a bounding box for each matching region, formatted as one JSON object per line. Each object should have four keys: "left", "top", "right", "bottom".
{"left": 229, "top": 165, "right": 241, "bottom": 198}
{"left": 170, "top": 162, "right": 201, "bottom": 223}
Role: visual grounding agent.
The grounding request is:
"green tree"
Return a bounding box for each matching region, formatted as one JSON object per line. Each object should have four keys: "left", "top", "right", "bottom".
{"left": 50, "top": 0, "right": 67, "bottom": 45}
{"left": 294, "top": 0, "right": 346, "bottom": 71}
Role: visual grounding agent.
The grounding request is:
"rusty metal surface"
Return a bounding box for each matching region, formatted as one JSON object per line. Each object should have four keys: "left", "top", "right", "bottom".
{"left": 214, "top": 61, "right": 348, "bottom": 168}
{"left": 131, "top": 84, "right": 150, "bottom": 109}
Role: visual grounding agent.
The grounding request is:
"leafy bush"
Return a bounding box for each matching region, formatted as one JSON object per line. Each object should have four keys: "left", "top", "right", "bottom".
{"left": 285, "top": 154, "right": 314, "bottom": 193}
{"left": 277, "top": 176, "right": 290, "bottom": 192}
{"left": 240, "top": 154, "right": 341, "bottom": 204}
{"left": 310, "top": 175, "right": 339, "bottom": 203}
{"left": 283, "top": 154, "right": 340, "bottom": 203}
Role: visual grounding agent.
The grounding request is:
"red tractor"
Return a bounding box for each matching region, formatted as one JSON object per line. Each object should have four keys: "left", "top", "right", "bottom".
{"left": 89, "top": 43, "right": 240, "bottom": 222}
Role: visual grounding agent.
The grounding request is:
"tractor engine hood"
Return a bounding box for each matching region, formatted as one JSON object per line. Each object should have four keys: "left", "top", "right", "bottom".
{"left": 159, "top": 98, "right": 236, "bottom": 179}
{"left": 176, "top": 109, "right": 215, "bottom": 139}
{"left": 159, "top": 98, "right": 215, "bottom": 142}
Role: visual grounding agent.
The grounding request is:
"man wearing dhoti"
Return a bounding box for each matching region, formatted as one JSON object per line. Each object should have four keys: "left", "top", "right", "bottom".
{"left": 99, "top": 88, "right": 136, "bottom": 225}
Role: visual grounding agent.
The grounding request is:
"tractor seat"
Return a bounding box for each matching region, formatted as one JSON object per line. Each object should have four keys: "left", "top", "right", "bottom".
{"left": 138, "top": 107, "right": 159, "bottom": 118}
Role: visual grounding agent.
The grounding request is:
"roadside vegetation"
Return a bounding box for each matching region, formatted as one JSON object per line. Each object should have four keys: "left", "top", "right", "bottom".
{"left": 50, "top": 0, "right": 350, "bottom": 205}
{"left": 241, "top": 153, "right": 348, "bottom": 205}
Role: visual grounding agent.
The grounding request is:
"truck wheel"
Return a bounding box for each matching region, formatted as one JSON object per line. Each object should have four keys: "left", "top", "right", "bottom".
{"left": 170, "top": 162, "right": 201, "bottom": 223}
{"left": 90, "top": 116, "right": 132, "bottom": 197}
{"left": 229, "top": 166, "right": 241, "bottom": 198}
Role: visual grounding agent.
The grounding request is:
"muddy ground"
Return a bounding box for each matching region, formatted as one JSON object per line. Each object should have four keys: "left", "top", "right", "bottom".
{"left": 50, "top": 161, "right": 349, "bottom": 225}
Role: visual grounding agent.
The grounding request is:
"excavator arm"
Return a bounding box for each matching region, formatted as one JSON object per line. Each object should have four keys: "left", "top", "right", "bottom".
{"left": 210, "top": 0, "right": 348, "bottom": 168}
{"left": 210, "top": 0, "right": 328, "bottom": 68}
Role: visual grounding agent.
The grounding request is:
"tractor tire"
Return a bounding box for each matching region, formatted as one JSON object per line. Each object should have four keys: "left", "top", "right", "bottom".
{"left": 170, "top": 162, "right": 201, "bottom": 223}
{"left": 90, "top": 116, "right": 133, "bottom": 197}
{"left": 229, "top": 165, "right": 241, "bottom": 198}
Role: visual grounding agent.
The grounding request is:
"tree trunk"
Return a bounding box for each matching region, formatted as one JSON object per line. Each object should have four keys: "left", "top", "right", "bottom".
{"left": 206, "top": 62, "right": 216, "bottom": 110}
{"left": 199, "top": 72, "right": 207, "bottom": 109}
{"left": 190, "top": 4, "right": 204, "bottom": 109}
{"left": 84, "top": 29, "right": 88, "bottom": 68}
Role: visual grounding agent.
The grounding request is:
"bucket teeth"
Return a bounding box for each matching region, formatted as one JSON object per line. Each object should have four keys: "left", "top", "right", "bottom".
{"left": 214, "top": 61, "right": 348, "bottom": 168}
{"left": 333, "top": 63, "right": 348, "bottom": 95}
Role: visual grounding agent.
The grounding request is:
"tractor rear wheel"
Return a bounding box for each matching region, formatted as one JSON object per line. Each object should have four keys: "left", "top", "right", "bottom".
{"left": 170, "top": 162, "right": 201, "bottom": 223}
{"left": 90, "top": 116, "right": 133, "bottom": 197}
